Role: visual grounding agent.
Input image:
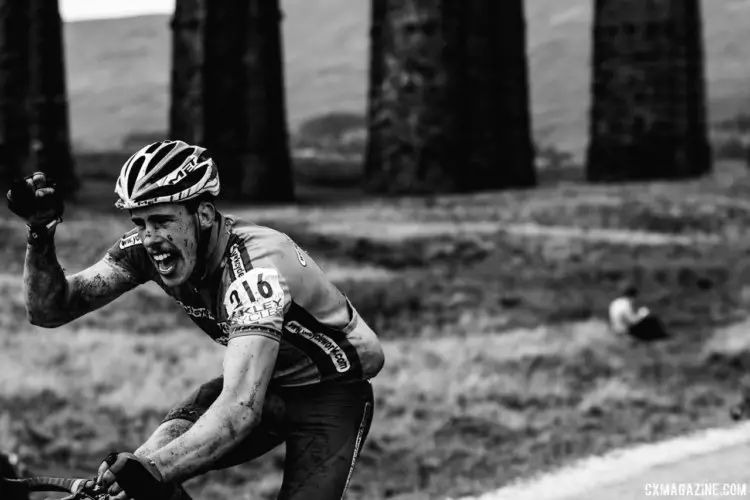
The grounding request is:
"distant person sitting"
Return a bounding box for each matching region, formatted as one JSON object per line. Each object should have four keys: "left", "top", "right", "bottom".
{"left": 609, "top": 285, "right": 669, "bottom": 342}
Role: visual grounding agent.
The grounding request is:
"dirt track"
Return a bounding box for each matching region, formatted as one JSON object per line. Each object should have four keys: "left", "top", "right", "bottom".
{"left": 554, "top": 445, "right": 750, "bottom": 500}
{"left": 572, "top": 445, "right": 750, "bottom": 499}
{"left": 455, "top": 422, "right": 750, "bottom": 500}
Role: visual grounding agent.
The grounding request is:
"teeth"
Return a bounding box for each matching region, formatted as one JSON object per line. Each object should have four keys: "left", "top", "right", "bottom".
{"left": 153, "top": 253, "right": 170, "bottom": 262}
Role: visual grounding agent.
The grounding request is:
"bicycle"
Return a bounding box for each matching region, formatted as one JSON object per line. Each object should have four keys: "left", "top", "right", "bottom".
{"left": 1, "top": 452, "right": 104, "bottom": 500}
{"left": 2, "top": 475, "right": 106, "bottom": 500}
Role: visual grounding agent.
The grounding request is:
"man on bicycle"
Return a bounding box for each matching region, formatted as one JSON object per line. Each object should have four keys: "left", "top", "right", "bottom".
{"left": 7, "top": 139, "right": 385, "bottom": 500}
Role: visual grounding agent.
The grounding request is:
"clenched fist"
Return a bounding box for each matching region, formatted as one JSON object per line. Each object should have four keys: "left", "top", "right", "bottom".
{"left": 6, "top": 172, "right": 64, "bottom": 227}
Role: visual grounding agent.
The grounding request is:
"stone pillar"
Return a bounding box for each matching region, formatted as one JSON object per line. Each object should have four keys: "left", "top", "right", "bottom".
{"left": 169, "top": 0, "right": 207, "bottom": 145}
{"left": 29, "top": 0, "right": 78, "bottom": 195}
{"left": 462, "top": 0, "right": 536, "bottom": 189}
{"left": 587, "top": 0, "right": 710, "bottom": 182}
{"left": 365, "top": 0, "right": 535, "bottom": 195}
{"left": 0, "top": 0, "right": 31, "bottom": 184}
{"left": 170, "top": 0, "right": 294, "bottom": 203}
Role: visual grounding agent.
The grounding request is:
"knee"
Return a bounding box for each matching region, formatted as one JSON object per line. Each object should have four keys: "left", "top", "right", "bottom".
{"left": 135, "top": 419, "right": 193, "bottom": 457}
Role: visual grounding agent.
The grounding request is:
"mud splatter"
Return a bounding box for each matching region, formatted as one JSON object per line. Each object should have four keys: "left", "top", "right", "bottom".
{"left": 239, "top": 383, "right": 261, "bottom": 411}
{"left": 24, "top": 241, "right": 136, "bottom": 326}
{"left": 224, "top": 421, "right": 238, "bottom": 442}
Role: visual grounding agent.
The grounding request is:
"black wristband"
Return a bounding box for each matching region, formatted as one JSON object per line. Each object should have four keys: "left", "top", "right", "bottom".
{"left": 27, "top": 221, "right": 57, "bottom": 246}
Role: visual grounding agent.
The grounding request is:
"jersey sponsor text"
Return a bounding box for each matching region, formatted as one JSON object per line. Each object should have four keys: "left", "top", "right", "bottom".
{"left": 235, "top": 298, "right": 284, "bottom": 324}
{"left": 119, "top": 233, "right": 142, "bottom": 249}
{"left": 286, "top": 320, "right": 351, "bottom": 373}
{"left": 230, "top": 244, "right": 246, "bottom": 278}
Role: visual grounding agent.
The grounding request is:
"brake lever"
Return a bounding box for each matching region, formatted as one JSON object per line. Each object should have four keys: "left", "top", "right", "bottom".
{"left": 70, "top": 478, "right": 109, "bottom": 500}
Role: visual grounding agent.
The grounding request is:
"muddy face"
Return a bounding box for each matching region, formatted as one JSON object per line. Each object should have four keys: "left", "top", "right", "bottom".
{"left": 130, "top": 204, "right": 201, "bottom": 287}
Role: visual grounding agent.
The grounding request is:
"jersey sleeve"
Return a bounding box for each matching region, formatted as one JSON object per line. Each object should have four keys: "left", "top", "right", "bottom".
{"left": 220, "top": 236, "right": 308, "bottom": 343}
{"left": 104, "top": 228, "right": 153, "bottom": 285}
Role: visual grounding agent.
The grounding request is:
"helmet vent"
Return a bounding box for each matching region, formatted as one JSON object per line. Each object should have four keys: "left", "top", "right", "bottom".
{"left": 128, "top": 157, "right": 145, "bottom": 195}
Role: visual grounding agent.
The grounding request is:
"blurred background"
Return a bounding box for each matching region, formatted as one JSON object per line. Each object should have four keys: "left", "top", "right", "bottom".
{"left": 3, "top": 0, "right": 750, "bottom": 499}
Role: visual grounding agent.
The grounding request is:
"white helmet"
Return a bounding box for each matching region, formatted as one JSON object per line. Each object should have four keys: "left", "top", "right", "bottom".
{"left": 115, "top": 140, "right": 220, "bottom": 210}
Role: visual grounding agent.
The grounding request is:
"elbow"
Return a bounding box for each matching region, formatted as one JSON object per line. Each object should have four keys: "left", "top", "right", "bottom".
{"left": 365, "top": 343, "right": 386, "bottom": 379}
{"left": 26, "top": 308, "right": 47, "bottom": 327}
{"left": 358, "top": 326, "right": 386, "bottom": 379}
{"left": 374, "top": 344, "right": 385, "bottom": 373}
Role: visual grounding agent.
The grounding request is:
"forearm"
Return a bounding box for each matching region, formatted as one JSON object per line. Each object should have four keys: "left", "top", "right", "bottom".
{"left": 23, "top": 234, "right": 71, "bottom": 327}
{"left": 148, "top": 398, "right": 259, "bottom": 483}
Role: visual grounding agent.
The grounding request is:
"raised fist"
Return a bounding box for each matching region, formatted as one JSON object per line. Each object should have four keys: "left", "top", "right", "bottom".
{"left": 6, "top": 172, "right": 64, "bottom": 227}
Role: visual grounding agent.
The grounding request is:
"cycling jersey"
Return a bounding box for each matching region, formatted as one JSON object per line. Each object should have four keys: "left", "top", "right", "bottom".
{"left": 105, "top": 212, "right": 383, "bottom": 387}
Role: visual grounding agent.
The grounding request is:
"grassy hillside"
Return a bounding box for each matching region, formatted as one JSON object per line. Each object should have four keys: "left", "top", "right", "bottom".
{"left": 64, "top": 0, "right": 750, "bottom": 156}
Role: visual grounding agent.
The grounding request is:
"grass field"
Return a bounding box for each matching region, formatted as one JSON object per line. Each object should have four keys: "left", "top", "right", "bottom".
{"left": 1, "top": 157, "right": 750, "bottom": 499}
{"left": 64, "top": 0, "right": 750, "bottom": 157}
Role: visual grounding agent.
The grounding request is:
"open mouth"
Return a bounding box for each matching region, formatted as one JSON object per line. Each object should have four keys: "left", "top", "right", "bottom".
{"left": 152, "top": 251, "right": 179, "bottom": 276}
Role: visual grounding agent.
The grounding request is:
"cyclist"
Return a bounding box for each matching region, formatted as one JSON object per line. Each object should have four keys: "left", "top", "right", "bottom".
{"left": 7, "top": 140, "right": 386, "bottom": 500}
